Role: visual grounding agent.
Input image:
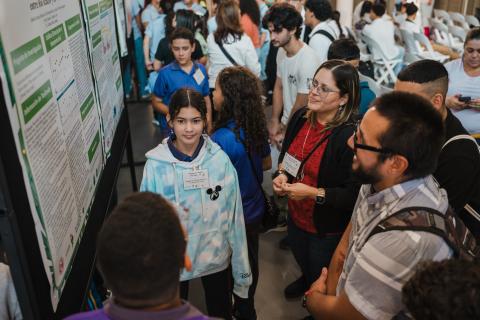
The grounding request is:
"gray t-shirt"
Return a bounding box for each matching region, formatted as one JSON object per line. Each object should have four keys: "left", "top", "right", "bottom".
{"left": 0, "top": 263, "right": 22, "bottom": 320}
{"left": 337, "top": 176, "right": 453, "bottom": 319}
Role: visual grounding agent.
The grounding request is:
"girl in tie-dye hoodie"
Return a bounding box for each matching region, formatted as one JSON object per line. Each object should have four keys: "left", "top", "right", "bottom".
{"left": 140, "top": 88, "right": 251, "bottom": 320}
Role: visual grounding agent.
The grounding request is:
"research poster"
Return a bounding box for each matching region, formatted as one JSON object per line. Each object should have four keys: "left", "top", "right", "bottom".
{"left": 83, "top": 0, "right": 125, "bottom": 156}
{"left": 0, "top": 0, "right": 105, "bottom": 308}
{"left": 113, "top": 0, "right": 128, "bottom": 57}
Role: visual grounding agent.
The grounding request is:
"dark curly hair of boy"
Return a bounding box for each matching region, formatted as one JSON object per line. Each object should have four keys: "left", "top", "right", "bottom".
{"left": 402, "top": 259, "right": 480, "bottom": 320}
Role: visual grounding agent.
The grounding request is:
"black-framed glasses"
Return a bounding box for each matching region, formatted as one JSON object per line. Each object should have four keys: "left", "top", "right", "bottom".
{"left": 353, "top": 122, "right": 394, "bottom": 155}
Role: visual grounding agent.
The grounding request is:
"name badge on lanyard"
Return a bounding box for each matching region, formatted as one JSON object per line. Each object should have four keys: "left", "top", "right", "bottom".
{"left": 283, "top": 152, "right": 302, "bottom": 178}
{"left": 183, "top": 169, "right": 209, "bottom": 190}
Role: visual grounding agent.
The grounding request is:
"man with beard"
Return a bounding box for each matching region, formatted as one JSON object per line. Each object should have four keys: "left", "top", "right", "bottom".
{"left": 262, "top": 3, "right": 320, "bottom": 147}
{"left": 304, "top": 92, "right": 453, "bottom": 319}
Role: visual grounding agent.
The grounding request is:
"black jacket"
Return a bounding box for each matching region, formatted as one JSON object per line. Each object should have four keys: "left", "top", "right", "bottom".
{"left": 279, "top": 107, "right": 361, "bottom": 236}
{"left": 436, "top": 110, "right": 480, "bottom": 237}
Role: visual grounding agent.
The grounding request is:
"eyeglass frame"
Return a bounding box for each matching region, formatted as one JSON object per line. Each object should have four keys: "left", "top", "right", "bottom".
{"left": 352, "top": 121, "right": 396, "bottom": 155}
{"left": 309, "top": 79, "right": 341, "bottom": 96}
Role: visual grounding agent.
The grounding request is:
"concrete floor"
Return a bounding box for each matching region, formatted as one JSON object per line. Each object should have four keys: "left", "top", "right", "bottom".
{"left": 116, "top": 101, "right": 308, "bottom": 319}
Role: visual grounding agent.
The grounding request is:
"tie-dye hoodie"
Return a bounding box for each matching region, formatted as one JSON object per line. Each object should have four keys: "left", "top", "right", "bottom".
{"left": 140, "top": 135, "right": 252, "bottom": 298}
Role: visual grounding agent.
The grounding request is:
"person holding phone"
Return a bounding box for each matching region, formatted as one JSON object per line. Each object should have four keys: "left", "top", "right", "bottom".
{"left": 445, "top": 27, "right": 480, "bottom": 141}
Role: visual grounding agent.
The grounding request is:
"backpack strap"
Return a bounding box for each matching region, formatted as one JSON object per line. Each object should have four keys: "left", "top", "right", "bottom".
{"left": 442, "top": 134, "right": 480, "bottom": 153}
{"left": 308, "top": 29, "right": 335, "bottom": 44}
{"left": 366, "top": 206, "right": 479, "bottom": 261}
{"left": 441, "top": 134, "right": 480, "bottom": 222}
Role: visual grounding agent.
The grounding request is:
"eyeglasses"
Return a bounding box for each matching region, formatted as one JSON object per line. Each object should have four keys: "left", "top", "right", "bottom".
{"left": 309, "top": 79, "right": 340, "bottom": 96}
{"left": 353, "top": 122, "right": 394, "bottom": 155}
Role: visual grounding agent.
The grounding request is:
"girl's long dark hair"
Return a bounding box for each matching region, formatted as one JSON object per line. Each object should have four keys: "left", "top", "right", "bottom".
{"left": 240, "top": 0, "right": 261, "bottom": 26}
{"left": 214, "top": 66, "right": 268, "bottom": 154}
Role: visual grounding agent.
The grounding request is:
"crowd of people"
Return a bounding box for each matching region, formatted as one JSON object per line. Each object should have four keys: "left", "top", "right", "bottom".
{"left": 64, "top": 0, "right": 479, "bottom": 319}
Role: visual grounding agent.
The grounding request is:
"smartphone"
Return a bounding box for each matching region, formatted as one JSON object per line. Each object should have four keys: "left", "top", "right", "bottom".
{"left": 458, "top": 96, "right": 472, "bottom": 103}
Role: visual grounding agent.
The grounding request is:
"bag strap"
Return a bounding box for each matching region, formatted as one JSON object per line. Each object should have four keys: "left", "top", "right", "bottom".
{"left": 442, "top": 134, "right": 480, "bottom": 152}
{"left": 366, "top": 206, "right": 479, "bottom": 260}
{"left": 309, "top": 29, "right": 335, "bottom": 43}
{"left": 295, "top": 132, "right": 332, "bottom": 179}
{"left": 216, "top": 40, "right": 239, "bottom": 66}
{"left": 230, "top": 128, "right": 268, "bottom": 202}
{"left": 441, "top": 134, "right": 480, "bottom": 222}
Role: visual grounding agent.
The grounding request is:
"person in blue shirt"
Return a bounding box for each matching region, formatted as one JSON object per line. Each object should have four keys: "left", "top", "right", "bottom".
{"left": 327, "top": 38, "right": 376, "bottom": 116}
{"left": 152, "top": 27, "right": 212, "bottom": 135}
{"left": 211, "top": 66, "right": 271, "bottom": 320}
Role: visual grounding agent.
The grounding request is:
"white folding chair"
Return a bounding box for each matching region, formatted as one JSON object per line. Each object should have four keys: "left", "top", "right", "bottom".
{"left": 434, "top": 9, "right": 453, "bottom": 26}
{"left": 431, "top": 19, "right": 463, "bottom": 52}
{"left": 361, "top": 34, "right": 402, "bottom": 86}
{"left": 400, "top": 29, "right": 418, "bottom": 54}
{"left": 466, "top": 15, "right": 480, "bottom": 27}
{"left": 448, "top": 11, "right": 470, "bottom": 30}
{"left": 449, "top": 24, "right": 467, "bottom": 42}
{"left": 413, "top": 32, "right": 450, "bottom": 63}
{"left": 359, "top": 73, "right": 392, "bottom": 97}
{"left": 430, "top": 18, "right": 451, "bottom": 47}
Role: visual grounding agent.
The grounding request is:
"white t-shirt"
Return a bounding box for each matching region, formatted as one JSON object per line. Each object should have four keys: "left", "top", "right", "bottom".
{"left": 173, "top": 2, "right": 207, "bottom": 16}
{"left": 445, "top": 59, "right": 480, "bottom": 134}
{"left": 363, "top": 17, "right": 400, "bottom": 59}
{"left": 308, "top": 20, "right": 341, "bottom": 63}
{"left": 400, "top": 19, "right": 421, "bottom": 34}
{"left": 353, "top": 1, "right": 365, "bottom": 26}
{"left": 207, "top": 33, "right": 260, "bottom": 88}
{"left": 276, "top": 43, "right": 320, "bottom": 125}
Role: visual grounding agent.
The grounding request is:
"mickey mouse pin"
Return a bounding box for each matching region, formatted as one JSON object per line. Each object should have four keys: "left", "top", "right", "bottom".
{"left": 207, "top": 185, "right": 222, "bottom": 200}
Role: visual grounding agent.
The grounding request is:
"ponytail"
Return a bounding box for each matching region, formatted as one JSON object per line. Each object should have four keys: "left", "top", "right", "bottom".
{"left": 332, "top": 10, "right": 345, "bottom": 38}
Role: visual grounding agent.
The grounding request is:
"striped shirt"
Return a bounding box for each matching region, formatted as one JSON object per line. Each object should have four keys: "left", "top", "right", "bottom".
{"left": 337, "top": 175, "right": 453, "bottom": 319}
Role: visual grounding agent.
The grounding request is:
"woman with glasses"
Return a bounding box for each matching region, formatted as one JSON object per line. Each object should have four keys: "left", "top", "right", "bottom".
{"left": 445, "top": 27, "right": 480, "bottom": 143}
{"left": 272, "top": 59, "right": 361, "bottom": 299}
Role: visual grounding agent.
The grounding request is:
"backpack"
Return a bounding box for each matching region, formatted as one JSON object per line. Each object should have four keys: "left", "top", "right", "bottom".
{"left": 307, "top": 29, "right": 335, "bottom": 44}
{"left": 366, "top": 206, "right": 479, "bottom": 261}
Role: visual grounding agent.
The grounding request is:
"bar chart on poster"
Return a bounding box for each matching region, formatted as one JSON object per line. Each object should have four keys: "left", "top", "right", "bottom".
{"left": 0, "top": 0, "right": 125, "bottom": 311}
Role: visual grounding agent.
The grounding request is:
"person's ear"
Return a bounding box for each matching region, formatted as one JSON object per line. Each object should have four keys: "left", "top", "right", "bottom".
{"left": 339, "top": 94, "right": 349, "bottom": 108}
{"left": 167, "top": 113, "right": 173, "bottom": 127}
{"left": 387, "top": 154, "right": 409, "bottom": 178}
{"left": 191, "top": 41, "right": 196, "bottom": 52}
{"left": 431, "top": 93, "right": 444, "bottom": 111}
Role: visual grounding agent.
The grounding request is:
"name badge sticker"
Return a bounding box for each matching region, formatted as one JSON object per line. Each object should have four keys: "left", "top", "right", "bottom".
{"left": 283, "top": 153, "right": 301, "bottom": 177}
{"left": 193, "top": 68, "right": 205, "bottom": 85}
{"left": 183, "top": 169, "right": 209, "bottom": 190}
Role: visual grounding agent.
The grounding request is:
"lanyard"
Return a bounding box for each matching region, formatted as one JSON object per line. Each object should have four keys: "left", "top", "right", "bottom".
{"left": 295, "top": 131, "right": 332, "bottom": 180}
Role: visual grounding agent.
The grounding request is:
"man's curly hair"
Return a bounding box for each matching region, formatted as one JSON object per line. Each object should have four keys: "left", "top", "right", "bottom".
{"left": 214, "top": 66, "right": 268, "bottom": 155}
{"left": 402, "top": 259, "right": 480, "bottom": 320}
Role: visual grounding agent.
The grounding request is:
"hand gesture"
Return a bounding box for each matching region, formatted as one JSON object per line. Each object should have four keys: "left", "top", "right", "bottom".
{"left": 272, "top": 173, "right": 288, "bottom": 196}
{"left": 446, "top": 94, "right": 468, "bottom": 110}
{"left": 282, "top": 182, "right": 316, "bottom": 201}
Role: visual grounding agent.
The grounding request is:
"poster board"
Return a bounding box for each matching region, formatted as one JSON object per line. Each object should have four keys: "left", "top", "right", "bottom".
{"left": 113, "top": 0, "right": 128, "bottom": 57}
{"left": 0, "top": 0, "right": 132, "bottom": 316}
{"left": 82, "top": 0, "right": 125, "bottom": 157}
